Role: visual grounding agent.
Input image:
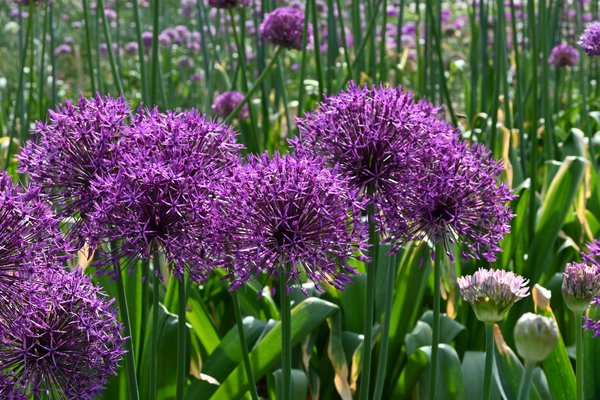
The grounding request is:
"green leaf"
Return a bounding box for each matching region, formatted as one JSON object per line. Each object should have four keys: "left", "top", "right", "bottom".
{"left": 187, "top": 287, "right": 220, "bottom": 355}
{"left": 391, "top": 348, "right": 429, "bottom": 398}
{"left": 461, "top": 351, "right": 501, "bottom": 400}
{"left": 327, "top": 310, "right": 352, "bottom": 400}
{"left": 405, "top": 320, "right": 432, "bottom": 356}
{"left": 418, "top": 344, "right": 466, "bottom": 400}
{"left": 528, "top": 156, "right": 587, "bottom": 282}
{"left": 420, "top": 311, "right": 466, "bottom": 343}
{"left": 185, "top": 316, "right": 267, "bottom": 399}
{"left": 207, "top": 298, "right": 338, "bottom": 400}
{"left": 273, "top": 369, "right": 308, "bottom": 400}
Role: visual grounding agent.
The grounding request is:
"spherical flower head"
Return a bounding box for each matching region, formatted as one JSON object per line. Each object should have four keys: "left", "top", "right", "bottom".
{"left": 389, "top": 142, "right": 515, "bottom": 262}
{"left": 513, "top": 313, "right": 558, "bottom": 363}
{"left": 562, "top": 262, "right": 600, "bottom": 313}
{"left": 0, "top": 269, "right": 125, "bottom": 399}
{"left": 294, "top": 82, "right": 460, "bottom": 237}
{"left": 548, "top": 43, "right": 579, "bottom": 67}
{"left": 0, "top": 172, "right": 69, "bottom": 303}
{"left": 87, "top": 108, "right": 243, "bottom": 282}
{"left": 260, "top": 7, "right": 305, "bottom": 50}
{"left": 458, "top": 268, "right": 529, "bottom": 323}
{"left": 212, "top": 91, "right": 249, "bottom": 119}
{"left": 207, "top": 0, "right": 250, "bottom": 9}
{"left": 579, "top": 21, "right": 600, "bottom": 56}
{"left": 17, "top": 94, "right": 133, "bottom": 248}
{"left": 228, "top": 152, "right": 368, "bottom": 294}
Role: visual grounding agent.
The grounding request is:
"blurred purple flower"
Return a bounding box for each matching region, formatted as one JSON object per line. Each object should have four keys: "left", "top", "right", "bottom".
{"left": 207, "top": 0, "right": 250, "bottom": 9}
{"left": 124, "top": 41, "right": 139, "bottom": 54}
{"left": 142, "top": 31, "right": 153, "bottom": 48}
{"left": 212, "top": 91, "right": 248, "bottom": 119}
{"left": 228, "top": 153, "right": 368, "bottom": 294}
{"left": 260, "top": 6, "right": 306, "bottom": 50}
{"left": 54, "top": 44, "right": 72, "bottom": 56}
{"left": 548, "top": 43, "right": 579, "bottom": 67}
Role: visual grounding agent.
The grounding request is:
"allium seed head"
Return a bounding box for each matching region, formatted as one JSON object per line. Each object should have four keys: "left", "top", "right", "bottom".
{"left": 458, "top": 268, "right": 529, "bottom": 323}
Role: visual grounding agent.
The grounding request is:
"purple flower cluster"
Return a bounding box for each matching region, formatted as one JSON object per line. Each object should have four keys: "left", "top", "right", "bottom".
{"left": 0, "top": 269, "right": 124, "bottom": 399}
{"left": 579, "top": 21, "right": 600, "bottom": 56}
{"left": 212, "top": 91, "right": 249, "bottom": 119}
{"left": 87, "top": 109, "right": 242, "bottom": 282}
{"left": 0, "top": 173, "right": 123, "bottom": 399}
{"left": 227, "top": 153, "right": 368, "bottom": 294}
{"left": 548, "top": 43, "right": 579, "bottom": 67}
{"left": 295, "top": 83, "right": 514, "bottom": 261}
{"left": 260, "top": 6, "right": 306, "bottom": 50}
{"left": 18, "top": 95, "right": 132, "bottom": 248}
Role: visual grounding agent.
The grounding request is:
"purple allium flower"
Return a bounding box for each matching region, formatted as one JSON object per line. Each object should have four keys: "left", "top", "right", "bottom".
{"left": 562, "top": 261, "right": 600, "bottom": 313}
{"left": 458, "top": 268, "right": 529, "bottom": 323}
{"left": 177, "top": 56, "right": 194, "bottom": 69}
{"left": 17, "top": 95, "right": 133, "bottom": 247}
{"left": 54, "top": 44, "right": 72, "bottom": 56}
{"left": 583, "top": 238, "right": 600, "bottom": 267}
{"left": 0, "top": 269, "right": 124, "bottom": 399}
{"left": 389, "top": 142, "right": 514, "bottom": 261}
{"left": 207, "top": 0, "right": 250, "bottom": 9}
{"left": 124, "top": 41, "right": 139, "bottom": 54}
{"left": 228, "top": 152, "right": 368, "bottom": 294}
{"left": 294, "top": 82, "right": 458, "bottom": 236}
{"left": 0, "top": 172, "right": 68, "bottom": 300}
{"left": 579, "top": 21, "right": 600, "bottom": 56}
{"left": 212, "top": 91, "right": 248, "bottom": 119}
{"left": 87, "top": 109, "right": 243, "bottom": 282}
{"left": 548, "top": 43, "right": 579, "bottom": 67}
{"left": 142, "top": 31, "right": 153, "bottom": 48}
{"left": 259, "top": 6, "right": 305, "bottom": 50}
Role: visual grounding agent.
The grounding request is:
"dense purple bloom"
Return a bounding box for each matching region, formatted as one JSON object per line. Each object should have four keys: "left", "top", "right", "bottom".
{"left": 458, "top": 268, "right": 529, "bottom": 322}
{"left": 294, "top": 82, "right": 458, "bottom": 236}
{"left": 207, "top": 0, "right": 250, "bottom": 9}
{"left": 583, "top": 238, "right": 600, "bottom": 267}
{"left": 0, "top": 172, "right": 68, "bottom": 304}
{"left": 388, "top": 142, "right": 514, "bottom": 261}
{"left": 0, "top": 269, "right": 124, "bottom": 399}
{"left": 548, "top": 43, "right": 579, "bottom": 67}
{"left": 579, "top": 21, "right": 600, "bottom": 56}
{"left": 212, "top": 91, "right": 248, "bottom": 119}
{"left": 259, "top": 6, "right": 305, "bottom": 50}
{"left": 17, "top": 95, "right": 133, "bottom": 247}
{"left": 228, "top": 153, "right": 368, "bottom": 294}
{"left": 87, "top": 109, "right": 243, "bottom": 282}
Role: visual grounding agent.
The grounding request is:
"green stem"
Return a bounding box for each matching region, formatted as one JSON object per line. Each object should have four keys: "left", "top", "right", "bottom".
{"left": 277, "top": 57, "right": 293, "bottom": 138}
{"left": 483, "top": 323, "right": 494, "bottom": 400}
{"left": 150, "top": 0, "right": 161, "bottom": 105}
{"left": 310, "top": 0, "right": 324, "bottom": 100}
{"left": 372, "top": 254, "right": 397, "bottom": 400}
{"left": 428, "top": 242, "right": 444, "bottom": 400}
{"left": 517, "top": 360, "right": 535, "bottom": 400}
{"left": 575, "top": 311, "right": 584, "bottom": 400}
{"left": 97, "top": 0, "right": 124, "bottom": 93}
{"left": 279, "top": 277, "right": 292, "bottom": 400}
{"left": 176, "top": 277, "right": 187, "bottom": 400}
{"left": 111, "top": 250, "right": 140, "bottom": 400}
{"left": 225, "top": 47, "right": 283, "bottom": 124}
{"left": 132, "top": 0, "right": 148, "bottom": 103}
{"left": 232, "top": 290, "right": 259, "bottom": 400}
{"left": 358, "top": 203, "right": 379, "bottom": 400}
{"left": 49, "top": 2, "right": 56, "bottom": 108}
{"left": 150, "top": 253, "right": 162, "bottom": 400}
{"left": 296, "top": 0, "right": 311, "bottom": 117}
{"left": 82, "top": 0, "right": 96, "bottom": 94}
{"left": 38, "top": 2, "right": 49, "bottom": 119}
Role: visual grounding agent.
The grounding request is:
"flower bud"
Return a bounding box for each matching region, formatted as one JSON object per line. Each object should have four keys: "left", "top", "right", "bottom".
{"left": 514, "top": 313, "right": 558, "bottom": 363}
{"left": 562, "top": 262, "right": 600, "bottom": 313}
